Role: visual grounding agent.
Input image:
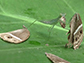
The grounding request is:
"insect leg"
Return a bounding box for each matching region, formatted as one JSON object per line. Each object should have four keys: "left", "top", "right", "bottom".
{"left": 48, "top": 25, "right": 55, "bottom": 38}
{"left": 28, "top": 20, "right": 37, "bottom": 27}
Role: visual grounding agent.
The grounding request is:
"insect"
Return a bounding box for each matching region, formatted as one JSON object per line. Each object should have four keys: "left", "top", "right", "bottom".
{"left": 29, "top": 13, "right": 66, "bottom": 37}
{"left": 41, "top": 13, "right": 66, "bottom": 27}
{"left": 40, "top": 13, "right": 66, "bottom": 28}
{"left": 45, "top": 52, "right": 70, "bottom": 63}
{"left": 40, "top": 13, "right": 66, "bottom": 36}
{"left": 65, "top": 13, "right": 83, "bottom": 50}
{"left": 29, "top": 13, "right": 66, "bottom": 35}
{"left": 0, "top": 25, "right": 30, "bottom": 43}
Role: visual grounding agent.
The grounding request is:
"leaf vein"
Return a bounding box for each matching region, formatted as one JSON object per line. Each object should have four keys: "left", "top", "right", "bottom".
{"left": 0, "top": 4, "right": 6, "bottom": 13}
{"left": 63, "top": 0, "right": 76, "bottom": 13}
{"left": 0, "top": 45, "right": 64, "bottom": 52}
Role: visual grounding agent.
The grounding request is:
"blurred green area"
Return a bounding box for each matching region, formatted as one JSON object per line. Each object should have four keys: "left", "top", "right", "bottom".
{"left": 0, "top": 0, "right": 84, "bottom": 63}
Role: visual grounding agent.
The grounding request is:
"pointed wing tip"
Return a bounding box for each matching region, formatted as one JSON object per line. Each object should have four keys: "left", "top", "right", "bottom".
{"left": 45, "top": 52, "right": 48, "bottom": 55}
{"left": 0, "top": 34, "right": 2, "bottom": 37}
{"left": 75, "top": 13, "right": 79, "bottom": 15}
{"left": 45, "top": 52, "right": 50, "bottom": 57}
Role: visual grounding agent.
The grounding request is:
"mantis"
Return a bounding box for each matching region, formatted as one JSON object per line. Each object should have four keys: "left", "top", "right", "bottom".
{"left": 40, "top": 13, "right": 66, "bottom": 29}
{"left": 29, "top": 13, "right": 66, "bottom": 37}
{"left": 40, "top": 13, "right": 66, "bottom": 28}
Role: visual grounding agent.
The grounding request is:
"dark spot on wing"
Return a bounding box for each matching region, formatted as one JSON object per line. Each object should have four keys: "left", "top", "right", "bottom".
{"left": 80, "top": 30, "right": 83, "bottom": 34}
{"left": 8, "top": 36, "right": 12, "bottom": 39}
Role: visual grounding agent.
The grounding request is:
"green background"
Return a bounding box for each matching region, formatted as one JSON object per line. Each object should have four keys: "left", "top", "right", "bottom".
{"left": 0, "top": 0, "right": 84, "bottom": 63}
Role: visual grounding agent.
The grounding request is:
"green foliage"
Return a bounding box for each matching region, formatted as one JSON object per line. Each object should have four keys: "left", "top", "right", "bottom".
{"left": 0, "top": 0, "right": 84, "bottom": 63}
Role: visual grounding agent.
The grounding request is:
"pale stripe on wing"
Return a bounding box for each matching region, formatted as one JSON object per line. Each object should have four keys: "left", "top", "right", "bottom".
{"left": 74, "top": 24, "right": 83, "bottom": 35}
{"left": 8, "top": 33, "right": 22, "bottom": 41}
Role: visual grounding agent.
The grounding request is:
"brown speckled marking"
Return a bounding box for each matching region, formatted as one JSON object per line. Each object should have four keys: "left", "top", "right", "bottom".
{"left": 0, "top": 25, "right": 30, "bottom": 43}
{"left": 45, "top": 52, "right": 70, "bottom": 63}
{"left": 65, "top": 13, "right": 83, "bottom": 50}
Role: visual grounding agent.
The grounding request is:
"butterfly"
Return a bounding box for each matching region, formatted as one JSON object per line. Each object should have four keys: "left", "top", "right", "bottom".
{"left": 0, "top": 25, "right": 30, "bottom": 43}
{"left": 65, "top": 13, "right": 83, "bottom": 50}
{"left": 45, "top": 52, "right": 70, "bottom": 63}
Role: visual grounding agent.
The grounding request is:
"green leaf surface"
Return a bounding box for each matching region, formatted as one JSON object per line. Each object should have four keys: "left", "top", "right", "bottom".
{"left": 0, "top": 0, "right": 84, "bottom": 63}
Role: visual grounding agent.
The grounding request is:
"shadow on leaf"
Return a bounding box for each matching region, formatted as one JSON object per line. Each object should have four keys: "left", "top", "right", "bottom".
{"left": 29, "top": 40, "right": 41, "bottom": 45}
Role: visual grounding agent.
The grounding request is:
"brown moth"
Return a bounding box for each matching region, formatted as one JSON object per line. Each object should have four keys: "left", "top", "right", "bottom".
{"left": 0, "top": 25, "right": 30, "bottom": 43}
{"left": 65, "top": 13, "right": 83, "bottom": 50}
{"left": 60, "top": 13, "right": 66, "bottom": 28}
{"left": 45, "top": 52, "right": 70, "bottom": 63}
